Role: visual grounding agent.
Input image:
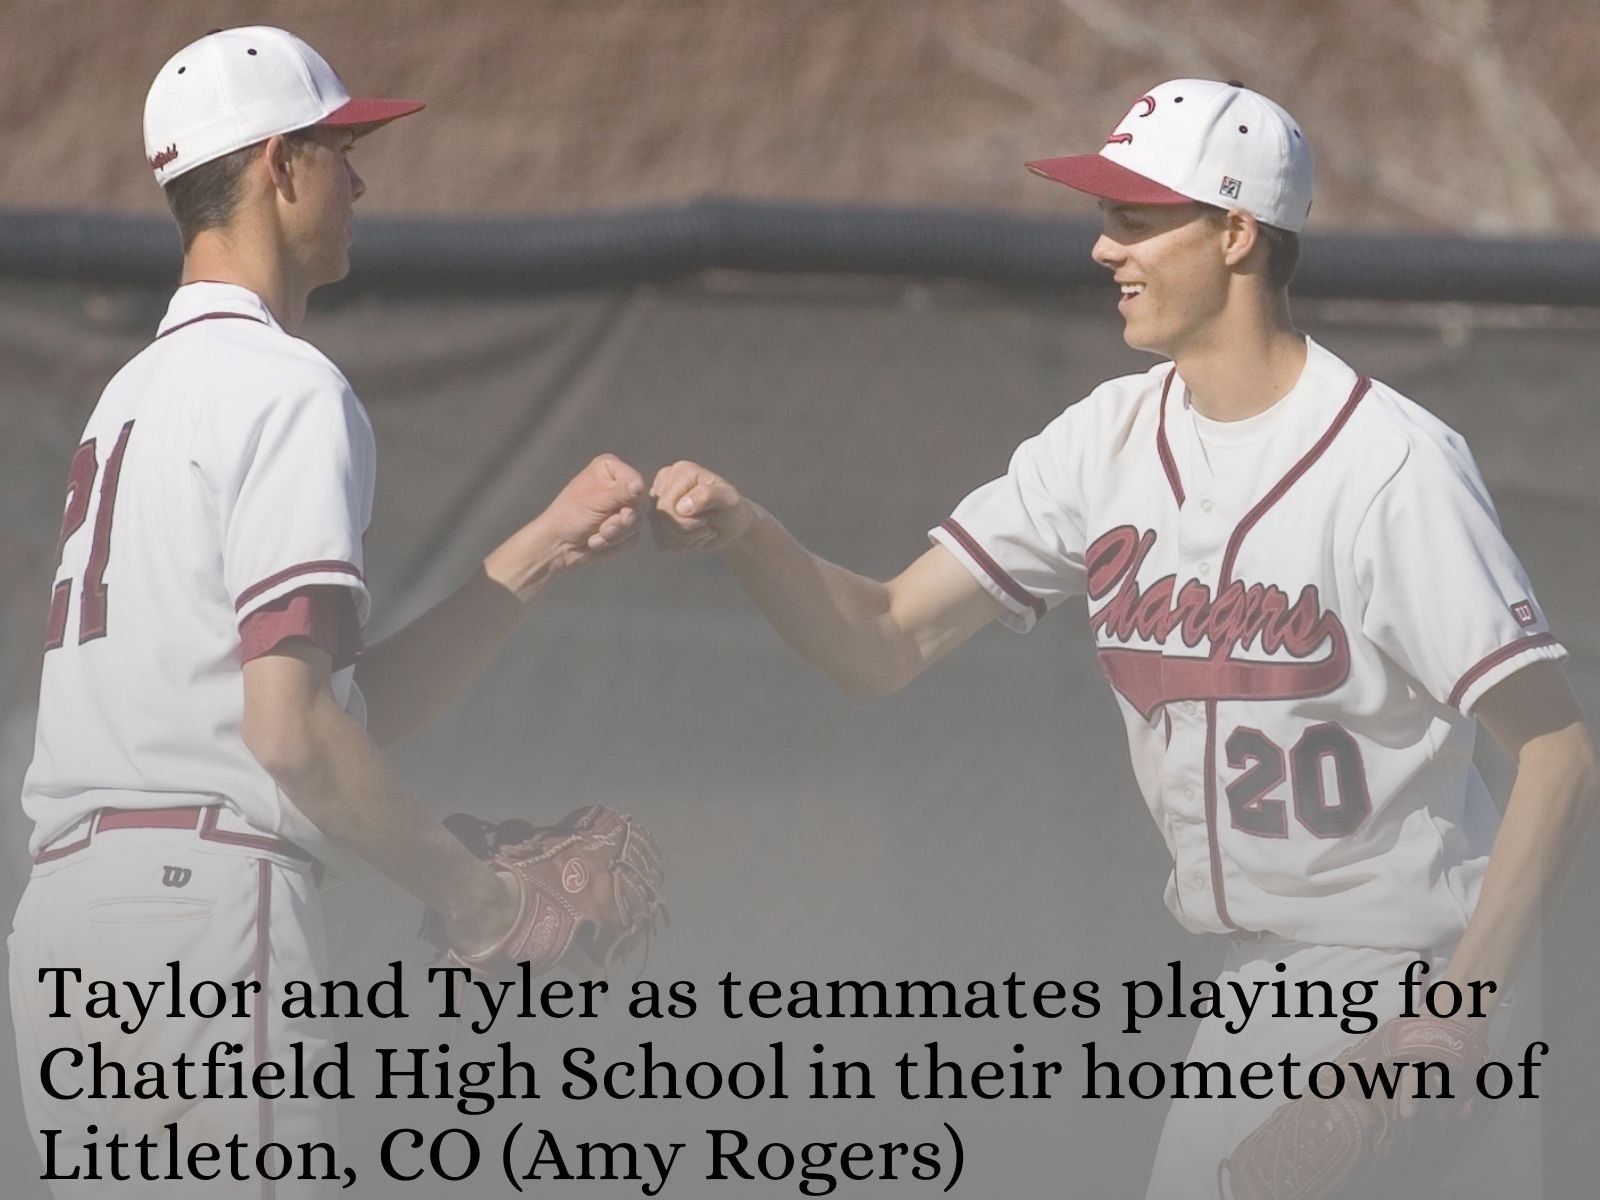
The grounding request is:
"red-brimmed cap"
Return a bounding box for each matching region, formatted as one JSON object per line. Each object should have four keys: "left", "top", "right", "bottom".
{"left": 1023, "top": 154, "right": 1193, "bottom": 205}
{"left": 145, "top": 26, "right": 425, "bottom": 184}
{"left": 319, "top": 97, "right": 427, "bottom": 131}
{"left": 1025, "top": 80, "right": 1316, "bottom": 231}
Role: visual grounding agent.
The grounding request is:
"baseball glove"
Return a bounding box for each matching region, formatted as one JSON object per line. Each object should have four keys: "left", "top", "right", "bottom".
{"left": 1222, "top": 1015, "right": 1490, "bottom": 1200}
{"left": 422, "top": 804, "right": 666, "bottom": 977}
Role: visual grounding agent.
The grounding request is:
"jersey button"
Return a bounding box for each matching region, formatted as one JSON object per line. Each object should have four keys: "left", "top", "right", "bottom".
{"left": 1200, "top": 498, "right": 1214, "bottom": 513}
{"left": 1198, "top": 561, "right": 1212, "bottom": 577}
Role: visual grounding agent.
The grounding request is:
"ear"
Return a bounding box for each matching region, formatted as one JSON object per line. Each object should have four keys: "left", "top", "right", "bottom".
{"left": 264, "top": 134, "right": 298, "bottom": 201}
{"left": 1219, "top": 209, "right": 1261, "bottom": 268}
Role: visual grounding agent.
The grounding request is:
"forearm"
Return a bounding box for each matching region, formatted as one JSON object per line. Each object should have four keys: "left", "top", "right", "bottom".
{"left": 357, "top": 569, "right": 525, "bottom": 747}
{"left": 722, "top": 504, "right": 923, "bottom": 695}
{"left": 357, "top": 523, "right": 566, "bottom": 747}
{"left": 1441, "top": 722, "right": 1599, "bottom": 999}
{"left": 255, "top": 686, "right": 506, "bottom": 925}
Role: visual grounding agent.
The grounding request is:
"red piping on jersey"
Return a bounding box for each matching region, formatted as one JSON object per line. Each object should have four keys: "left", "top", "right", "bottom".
{"left": 938, "top": 518, "right": 1046, "bottom": 620}
{"left": 1155, "top": 369, "right": 1185, "bottom": 507}
{"left": 1204, "top": 696, "right": 1223, "bottom": 912}
{"left": 1216, "top": 378, "right": 1372, "bottom": 590}
{"left": 1447, "top": 632, "right": 1560, "bottom": 710}
{"left": 155, "top": 311, "right": 269, "bottom": 339}
{"left": 236, "top": 560, "right": 364, "bottom": 612}
{"left": 1201, "top": 374, "right": 1372, "bottom": 931}
{"left": 254, "top": 860, "right": 276, "bottom": 1200}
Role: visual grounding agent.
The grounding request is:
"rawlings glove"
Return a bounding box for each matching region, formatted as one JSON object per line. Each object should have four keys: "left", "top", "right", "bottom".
{"left": 422, "top": 804, "right": 666, "bottom": 976}
{"left": 1222, "top": 1015, "right": 1491, "bottom": 1200}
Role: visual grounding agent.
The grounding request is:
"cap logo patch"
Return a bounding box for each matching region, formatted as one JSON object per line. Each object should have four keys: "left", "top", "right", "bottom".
{"left": 149, "top": 145, "right": 179, "bottom": 171}
{"left": 1511, "top": 600, "right": 1536, "bottom": 627}
{"left": 1105, "top": 94, "right": 1157, "bottom": 146}
{"left": 1219, "top": 176, "right": 1242, "bottom": 199}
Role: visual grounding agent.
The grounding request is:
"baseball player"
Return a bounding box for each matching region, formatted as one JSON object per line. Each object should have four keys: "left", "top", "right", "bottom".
{"left": 649, "top": 80, "right": 1598, "bottom": 1196}
{"left": 9, "top": 26, "right": 644, "bottom": 1198}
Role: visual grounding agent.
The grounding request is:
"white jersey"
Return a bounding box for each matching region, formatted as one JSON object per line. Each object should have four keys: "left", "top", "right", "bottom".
{"left": 931, "top": 337, "right": 1565, "bottom": 949}
{"left": 22, "top": 282, "right": 375, "bottom": 863}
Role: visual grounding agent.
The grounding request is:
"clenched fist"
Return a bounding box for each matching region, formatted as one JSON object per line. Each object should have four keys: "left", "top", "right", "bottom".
{"left": 488, "top": 453, "right": 646, "bottom": 599}
{"left": 544, "top": 453, "right": 648, "bottom": 561}
{"left": 649, "top": 461, "right": 754, "bottom": 552}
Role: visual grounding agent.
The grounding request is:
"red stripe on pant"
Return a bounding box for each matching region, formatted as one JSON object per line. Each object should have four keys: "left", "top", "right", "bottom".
{"left": 254, "top": 860, "right": 275, "bottom": 1200}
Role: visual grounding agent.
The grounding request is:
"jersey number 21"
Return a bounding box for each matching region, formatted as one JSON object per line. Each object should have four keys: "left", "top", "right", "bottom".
{"left": 45, "top": 421, "right": 134, "bottom": 651}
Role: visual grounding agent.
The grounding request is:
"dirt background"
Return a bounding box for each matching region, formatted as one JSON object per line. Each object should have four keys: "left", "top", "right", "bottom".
{"left": 5, "top": 0, "right": 1600, "bottom": 233}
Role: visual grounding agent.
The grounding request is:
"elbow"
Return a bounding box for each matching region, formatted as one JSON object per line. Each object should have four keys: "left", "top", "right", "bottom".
{"left": 836, "top": 674, "right": 893, "bottom": 698}
{"left": 1532, "top": 723, "right": 1600, "bottom": 838}
{"left": 826, "top": 633, "right": 929, "bottom": 697}
{"left": 1560, "top": 721, "right": 1600, "bottom": 807}
{"left": 241, "top": 710, "right": 323, "bottom": 797}
{"left": 829, "top": 659, "right": 916, "bottom": 698}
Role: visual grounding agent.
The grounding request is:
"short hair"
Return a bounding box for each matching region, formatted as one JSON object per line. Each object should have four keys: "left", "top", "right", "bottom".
{"left": 161, "top": 130, "right": 316, "bottom": 251}
{"left": 1202, "top": 204, "right": 1300, "bottom": 291}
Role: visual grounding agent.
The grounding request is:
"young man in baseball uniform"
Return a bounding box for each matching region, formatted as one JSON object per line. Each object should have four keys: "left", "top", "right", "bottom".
{"left": 650, "top": 81, "right": 1597, "bottom": 1196}
{"left": 9, "top": 27, "right": 644, "bottom": 1197}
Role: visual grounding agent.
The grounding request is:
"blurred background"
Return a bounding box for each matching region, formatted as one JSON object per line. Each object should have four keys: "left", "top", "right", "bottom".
{"left": 9, "top": 0, "right": 1600, "bottom": 230}
{"left": 2, "top": 2, "right": 1597, "bottom": 1196}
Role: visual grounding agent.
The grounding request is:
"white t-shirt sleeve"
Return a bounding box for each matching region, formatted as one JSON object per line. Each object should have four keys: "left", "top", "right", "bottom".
{"left": 203, "top": 380, "right": 376, "bottom": 628}
{"left": 1354, "top": 438, "right": 1565, "bottom": 715}
{"left": 928, "top": 406, "right": 1089, "bottom": 633}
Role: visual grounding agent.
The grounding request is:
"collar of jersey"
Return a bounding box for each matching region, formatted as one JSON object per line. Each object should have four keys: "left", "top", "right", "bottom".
{"left": 1179, "top": 336, "right": 1339, "bottom": 448}
{"left": 157, "top": 282, "right": 282, "bottom": 338}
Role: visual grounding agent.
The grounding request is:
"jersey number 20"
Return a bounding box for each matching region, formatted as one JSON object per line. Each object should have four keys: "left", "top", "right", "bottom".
{"left": 1225, "top": 723, "right": 1371, "bottom": 838}
{"left": 45, "top": 421, "right": 134, "bottom": 650}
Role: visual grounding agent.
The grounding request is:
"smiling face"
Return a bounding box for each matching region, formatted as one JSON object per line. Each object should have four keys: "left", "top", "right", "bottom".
{"left": 1092, "top": 201, "right": 1233, "bottom": 357}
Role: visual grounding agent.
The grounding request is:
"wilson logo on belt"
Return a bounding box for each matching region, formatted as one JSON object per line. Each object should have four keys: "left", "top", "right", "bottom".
{"left": 161, "top": 866, "right": 192, "bottom": 888}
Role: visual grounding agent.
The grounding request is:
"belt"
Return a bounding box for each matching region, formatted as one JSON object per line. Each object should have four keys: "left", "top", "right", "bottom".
{"left": 35, "top": 805, "right": 318, "bottom": 873}
{"left": 1229, "top": 927, "right": 1277, "bottom": 943}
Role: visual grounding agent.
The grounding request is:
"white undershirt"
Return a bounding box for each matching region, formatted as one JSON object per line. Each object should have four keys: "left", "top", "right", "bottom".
{"left": 1177, "top": 360, "right": 1313, "bottom": 517}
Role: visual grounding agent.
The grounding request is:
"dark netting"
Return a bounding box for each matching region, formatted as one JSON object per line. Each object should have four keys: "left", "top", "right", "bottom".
{"left": 7, "top": 202, "right": 1600, "bottom": 303}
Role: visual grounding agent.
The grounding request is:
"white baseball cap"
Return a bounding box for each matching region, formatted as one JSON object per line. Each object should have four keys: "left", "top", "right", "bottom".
{"left": 1026, "top": 79, "right": 1314, "bottom": 232}
{"left": 144, "top": 26, "right": 424, "bottom": 185}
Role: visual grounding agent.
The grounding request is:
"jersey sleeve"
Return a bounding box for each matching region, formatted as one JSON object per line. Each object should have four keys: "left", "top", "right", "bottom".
{"left": 928, "top": 406, "right": 1089, "bottom": 633}
{"left": 202, "top": 379, "right": 376, "bottom": 629}
{"left": 238, "top": 586, "right": 364, "bottom": 670}
{"left": 1354, "top": 438, "right": 1566, "bottom": 716}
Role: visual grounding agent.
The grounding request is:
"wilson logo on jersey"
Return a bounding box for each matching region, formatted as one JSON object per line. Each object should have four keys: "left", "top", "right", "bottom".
{"left": 1086, "top": 525, "right": 1351, "bottom": 719}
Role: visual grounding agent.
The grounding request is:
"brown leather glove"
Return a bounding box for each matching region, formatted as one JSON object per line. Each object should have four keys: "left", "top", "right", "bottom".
{"left": 423, "top": 804, "right": 666, "bottom": 976}
{"left": 1223, "top": 1015, "right": 1491, "bottom": 1200}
